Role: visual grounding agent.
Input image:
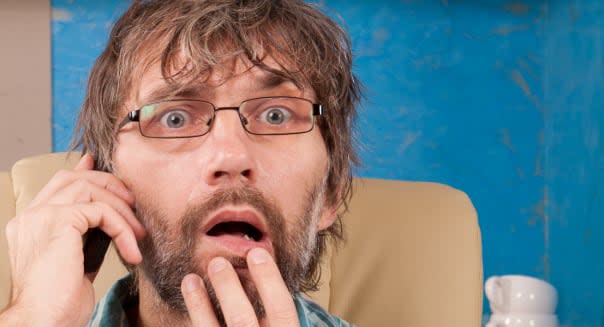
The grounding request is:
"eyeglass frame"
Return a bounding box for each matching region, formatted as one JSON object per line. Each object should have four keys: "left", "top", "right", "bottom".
{"left": 117, "top": 96, "right": 324, "bottom": 139}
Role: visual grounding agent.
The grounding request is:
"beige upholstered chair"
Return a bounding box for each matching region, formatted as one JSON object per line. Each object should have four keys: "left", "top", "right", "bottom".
{"left": 0, "top": 152, "right": 483, "bottom": 326}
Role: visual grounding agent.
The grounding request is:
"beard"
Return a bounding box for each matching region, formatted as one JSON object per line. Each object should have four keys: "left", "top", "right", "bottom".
{"left": 133, "top": 181, "right": 326, "bottom": 325}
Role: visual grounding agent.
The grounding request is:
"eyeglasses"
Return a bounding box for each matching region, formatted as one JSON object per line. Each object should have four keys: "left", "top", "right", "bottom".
{"left": 118, "top": 96, "right": 323, "bottom": 138}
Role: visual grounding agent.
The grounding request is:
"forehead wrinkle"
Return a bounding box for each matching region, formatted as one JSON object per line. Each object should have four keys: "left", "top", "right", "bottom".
{"left": 203, "top": 59, "right": 302, "bottom": 92}
{"left": 136, "top": 68, "right": 306, "bottom": 107}
{"left": 129, "top": 44, "right": 310, "bottom": 108}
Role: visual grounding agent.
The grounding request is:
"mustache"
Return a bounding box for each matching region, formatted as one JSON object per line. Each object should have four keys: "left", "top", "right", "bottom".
{"left": 177, "top": 185, "right": 286, "bottom": 251}
{"left": 136, "top": 186, "right": 283, "bottom": 232}
{"left": 183, "top": 185, "right": 280, "bottom": 223}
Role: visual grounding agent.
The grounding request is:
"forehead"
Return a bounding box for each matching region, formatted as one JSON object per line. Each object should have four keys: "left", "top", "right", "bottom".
{"left": 126, "top": 54, "right": 313, "bottom": 110}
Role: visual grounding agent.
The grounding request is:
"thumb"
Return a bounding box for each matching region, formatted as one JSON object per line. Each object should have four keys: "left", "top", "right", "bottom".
{"left": 75, "top": 153, "right": 95, "bottom": 171}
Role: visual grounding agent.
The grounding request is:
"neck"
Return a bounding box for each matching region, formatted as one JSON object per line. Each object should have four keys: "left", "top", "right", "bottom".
{"left": 135, "top": 275, "right": 191, "bottom": 327}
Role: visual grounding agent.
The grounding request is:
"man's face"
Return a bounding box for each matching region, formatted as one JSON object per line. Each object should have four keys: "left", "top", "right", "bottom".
{"left": 112, "top": 57, "right": 336, "bottom": 319}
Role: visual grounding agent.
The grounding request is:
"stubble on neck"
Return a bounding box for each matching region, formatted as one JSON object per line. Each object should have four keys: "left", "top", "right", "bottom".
{"left": 136, "top": 274, "right": 191, "bottom": 327}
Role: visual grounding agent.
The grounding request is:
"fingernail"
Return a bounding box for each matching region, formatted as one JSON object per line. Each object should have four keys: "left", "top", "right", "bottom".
{"left": 135, "top": 247, "right": 143, "bottom": 263}
{"left": 209, "top": 257, "right": 228, "bottom": 273}
{"left": 248, "top": 248, "right": 269, "bottom": 265}
{"left": 183, "top": 274, "right": 201, "bottom": 293}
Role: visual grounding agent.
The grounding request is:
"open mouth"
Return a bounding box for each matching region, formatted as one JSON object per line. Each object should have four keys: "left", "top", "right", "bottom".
{"left": 206, "top": 221, "right": 264, "bottom": 242}
{"left": 202, "top": 209, "right": 269, "bottom": 248}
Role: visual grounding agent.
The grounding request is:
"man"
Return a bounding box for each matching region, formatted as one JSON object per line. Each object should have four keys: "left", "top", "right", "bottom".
{"left": 0, "top": 0, "right": 360, "bottom": 326}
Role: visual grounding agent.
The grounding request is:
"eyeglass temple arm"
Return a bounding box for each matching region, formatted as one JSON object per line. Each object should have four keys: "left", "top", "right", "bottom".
{"left": 312, "top": 104, "right": 323, "bottom": 116}
{"left": 117, "top": 110, "right": 140, "bottom": 129}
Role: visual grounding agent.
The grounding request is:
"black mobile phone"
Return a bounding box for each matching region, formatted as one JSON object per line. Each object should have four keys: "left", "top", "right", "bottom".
{"left": 83, "top": 228, "right": 111, "bottom": 274}
{"left": 82, "top": 159, "right": 112, "bottom": 274}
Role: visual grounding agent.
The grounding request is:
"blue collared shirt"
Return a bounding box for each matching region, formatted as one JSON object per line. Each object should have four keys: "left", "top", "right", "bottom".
{"left": 86, "top": 275, "right": 354, "bottom": 327}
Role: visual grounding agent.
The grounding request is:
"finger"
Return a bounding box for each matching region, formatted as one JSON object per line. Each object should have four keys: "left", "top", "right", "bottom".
{"left": 181, "top": 274, "right": 220, "bottom": 327}
{"left": 247, "top": 248, "right": 299, "bottom": 326}
{"left": 31, "top": 169, "right": 135, "bottom": 209}
{"left": 73, "top": 154, "right": 133, "bottom": 204}
{"left": 48, "top": 181, "right": 145, "bottom": 240}
{"left": 4, "top": 218, "right": 19, "bottom": 271}
{"left": 67, "top": 202, "right": 142, "bottom": 264}
{"left": 207, "top": 257, "right": 259, "bottom": 327}
{"left": 81, "top": 170, "right": 135, "bottom": 206}
{"left": 74, "top": 153, "right": 94, "bottom": 171}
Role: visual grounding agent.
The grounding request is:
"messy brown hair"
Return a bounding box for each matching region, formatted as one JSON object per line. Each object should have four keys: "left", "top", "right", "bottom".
{"left": 72, "top": 0, "right": 361, "bottom": 292}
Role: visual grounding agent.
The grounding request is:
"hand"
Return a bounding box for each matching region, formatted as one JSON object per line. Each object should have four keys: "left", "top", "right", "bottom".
{"left": 1, "top": 154, "right": 145, "bottom": 327}
{"left": 181, "top": 248, "right": 300, "bottom": 327}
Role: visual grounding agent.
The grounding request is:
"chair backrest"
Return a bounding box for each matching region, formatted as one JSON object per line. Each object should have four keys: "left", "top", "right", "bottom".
{"left": 0, "top": 152, "right": 483, "bottom": 326}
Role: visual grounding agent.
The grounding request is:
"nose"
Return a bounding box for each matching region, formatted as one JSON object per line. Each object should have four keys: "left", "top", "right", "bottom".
{"left": 202, "top": 109, "right": 256, "bottom": 186}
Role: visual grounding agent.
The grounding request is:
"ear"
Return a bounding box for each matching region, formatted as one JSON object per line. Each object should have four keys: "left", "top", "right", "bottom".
{"left": 317, "top": 181, "right": 345, "bottom": 231}
{"left": 317, "top": 202, "right": 339, "bottom": 231}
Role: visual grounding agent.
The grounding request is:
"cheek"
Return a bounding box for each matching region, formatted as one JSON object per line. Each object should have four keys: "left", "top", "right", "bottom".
{"left": 260, "top": 134, "right": 329, "bottom": 211}
{"left": 113, "top": 140, "right": 201, "bottom": 218}
{"left": 260, "top": 137, "right": 326, "bottom": 182}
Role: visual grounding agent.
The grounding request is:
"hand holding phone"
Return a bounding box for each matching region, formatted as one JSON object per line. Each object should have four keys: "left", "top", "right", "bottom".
{"left": 82, "top": 158, "right": 121, "bottom": 274}
{"left": 1, "top": 153, "right": 145, "bottom": 327}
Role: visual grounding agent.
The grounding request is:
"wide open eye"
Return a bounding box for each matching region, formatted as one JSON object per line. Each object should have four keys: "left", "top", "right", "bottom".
{"left": 259, "top": 107, "right": 292, "bottom": 125}
{"left": 138, "top": 100, "right": 215, "bottom": 137}
{"left": 160, "top": 110, "right": 189, "bottom": 129}
{"left": 239, "top": 97, "right": 312, "bottom": 134}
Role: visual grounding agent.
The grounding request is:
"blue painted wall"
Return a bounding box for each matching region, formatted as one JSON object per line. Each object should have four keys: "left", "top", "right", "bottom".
{"left": 51, "top": 1, "right": 604, "bottom": 326}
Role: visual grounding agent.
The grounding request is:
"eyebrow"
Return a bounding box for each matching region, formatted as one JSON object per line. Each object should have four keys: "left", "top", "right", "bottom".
{"left": 257, "top": 73, "right": 295, "bottom": 90}
{"left": 137, "top": 71, "right": 299, "bottom": 106}
{"left": 138, "top": 84, "right": 206, "bottom": 106}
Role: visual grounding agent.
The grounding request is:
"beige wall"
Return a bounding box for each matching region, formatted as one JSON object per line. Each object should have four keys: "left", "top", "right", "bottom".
{"left": 0, "top": 0, "right": 51, "bottom": 171}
